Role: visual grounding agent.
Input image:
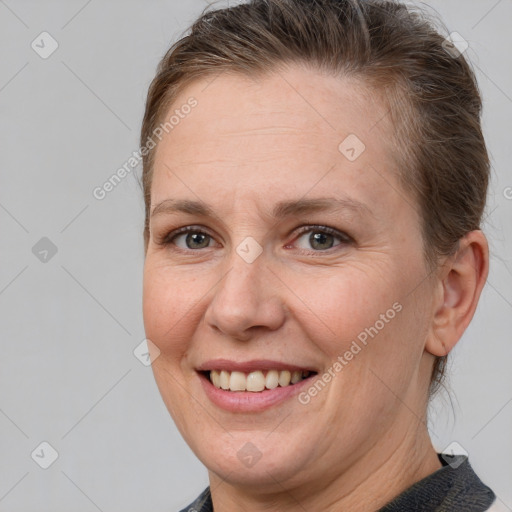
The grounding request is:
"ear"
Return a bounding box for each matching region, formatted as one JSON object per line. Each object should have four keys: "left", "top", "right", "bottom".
{"left": 425, "top": 230, "right": 489, "bottom": 357}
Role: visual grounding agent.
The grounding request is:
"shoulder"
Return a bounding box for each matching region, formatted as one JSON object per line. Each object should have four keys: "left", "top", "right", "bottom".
{"left": 379, "top": 454, "right": 496, "bottom": 511}
{"left": 178, "top": 487, "right": 212, "bottom": 512}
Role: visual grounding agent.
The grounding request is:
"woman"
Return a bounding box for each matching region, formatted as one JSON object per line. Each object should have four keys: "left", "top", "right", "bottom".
{"left": 140, "top": 0, "right": 499, "bottom": 510}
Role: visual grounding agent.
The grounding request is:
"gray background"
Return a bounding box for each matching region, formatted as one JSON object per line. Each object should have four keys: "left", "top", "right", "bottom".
{"left": 0, "top": 1, "right": 510, "bottom": 510}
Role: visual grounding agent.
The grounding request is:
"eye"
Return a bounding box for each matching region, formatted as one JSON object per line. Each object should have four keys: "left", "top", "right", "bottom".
{"left": 162, "top": 226, "right": 216, "bottom": 250}
{"left": 157, "top": 224, "right": 352, "bottom": 253}
{"left": 292, "top": 225, "right": 352, "bottom": 252}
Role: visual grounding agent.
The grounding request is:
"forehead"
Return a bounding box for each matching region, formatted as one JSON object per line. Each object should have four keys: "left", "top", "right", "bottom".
{"left": 158, "top": 65, "right": 390, "bottom": 149}
{"left": 150, "top": 64, "right": 403, "bottom": 214}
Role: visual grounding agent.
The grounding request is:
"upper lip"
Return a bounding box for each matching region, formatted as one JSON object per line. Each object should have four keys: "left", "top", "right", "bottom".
{"left": 196, "top": 359, "right": 318, "bottom": 373}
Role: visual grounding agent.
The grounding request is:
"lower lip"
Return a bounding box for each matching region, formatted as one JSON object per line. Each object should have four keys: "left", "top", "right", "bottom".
{"left": 198, "top": 372, "right": 314, "bottom": 412}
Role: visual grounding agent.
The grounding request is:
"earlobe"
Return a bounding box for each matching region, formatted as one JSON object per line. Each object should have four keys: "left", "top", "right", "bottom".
{"left": 425, "top": 230, "right": 489, "bottom": 357}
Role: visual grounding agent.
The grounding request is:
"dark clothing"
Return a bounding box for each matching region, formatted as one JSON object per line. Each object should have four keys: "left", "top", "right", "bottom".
{"left": 179, "top": 453, "right": 496, "bottom": 511}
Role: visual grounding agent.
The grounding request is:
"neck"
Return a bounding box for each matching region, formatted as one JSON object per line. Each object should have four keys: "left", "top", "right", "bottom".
{"left": 209, "top": 422, "right": 442, "bottom": 512}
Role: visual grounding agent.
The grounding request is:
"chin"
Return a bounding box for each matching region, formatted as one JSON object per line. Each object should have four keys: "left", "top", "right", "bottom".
{"left": 189, "top": 429, "right": 313, "bottom": 489}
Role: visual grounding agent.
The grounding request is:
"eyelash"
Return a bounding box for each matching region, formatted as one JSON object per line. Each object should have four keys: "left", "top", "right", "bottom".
{"left": 158, "top": 224, "right": 353, "bottom": 253}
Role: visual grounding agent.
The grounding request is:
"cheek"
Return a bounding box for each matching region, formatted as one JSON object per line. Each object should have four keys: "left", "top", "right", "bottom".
{"left": 142, "top": 263, "right": 200, "bottom": 359}
{"left": 291, "top": 261, "right": 426, "bottom": 401}
{"left": 289, "top": 264, "right": 400, "bottom": 355}
{"left": 142, "top": 266, "right": 205, "bottom": 430}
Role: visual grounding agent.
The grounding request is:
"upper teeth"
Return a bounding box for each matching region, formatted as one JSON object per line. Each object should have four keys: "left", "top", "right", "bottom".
{"left": 209, "top": 369, "right": 311, "bottom": 392}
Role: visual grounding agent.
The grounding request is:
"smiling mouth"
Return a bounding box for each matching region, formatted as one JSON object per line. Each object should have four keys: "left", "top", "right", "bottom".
{"left": 203, "top": 369, "right": 317, "bottom": 392}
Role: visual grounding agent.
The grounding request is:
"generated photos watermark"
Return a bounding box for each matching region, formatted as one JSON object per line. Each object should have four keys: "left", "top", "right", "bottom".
{"left": 298, "top": 301, "right": 403, "bottom": 404}
{"left": 92, "top": 97, "right": 198, "bottom": 200}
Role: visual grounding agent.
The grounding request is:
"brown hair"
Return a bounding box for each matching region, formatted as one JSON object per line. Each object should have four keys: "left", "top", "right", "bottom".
{"left": 140, "top": 0, "right": 490, "bottom": 400}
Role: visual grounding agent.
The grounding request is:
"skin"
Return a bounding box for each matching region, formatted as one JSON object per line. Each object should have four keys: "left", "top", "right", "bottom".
{"left": 142, "top": 64, "right": 489, "bottom": 511}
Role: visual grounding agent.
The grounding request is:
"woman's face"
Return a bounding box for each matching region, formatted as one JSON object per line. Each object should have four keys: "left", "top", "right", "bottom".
{"left": 143, "top": 65, "right": 438, "bottom": 489}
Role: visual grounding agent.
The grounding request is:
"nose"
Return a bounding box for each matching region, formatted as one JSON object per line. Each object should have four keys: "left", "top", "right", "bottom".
{"left": 203, "top": 251, "right": 286, "bottom": 341}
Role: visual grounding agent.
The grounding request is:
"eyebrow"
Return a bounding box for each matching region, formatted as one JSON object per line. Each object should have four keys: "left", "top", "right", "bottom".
{"left": 150, "top": 197, "right": 372, "bottom": 220}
